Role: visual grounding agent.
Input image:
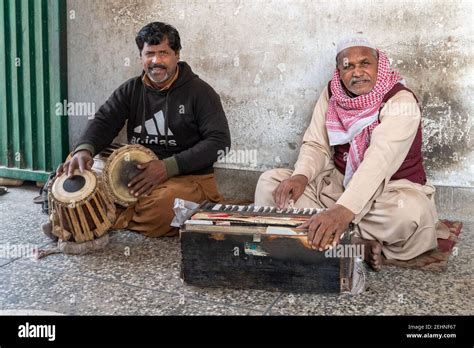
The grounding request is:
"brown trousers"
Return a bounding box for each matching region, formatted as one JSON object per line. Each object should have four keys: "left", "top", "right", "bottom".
{"left": 255, "top": 168, "right": 450, "bottom": 260}
{"left": 111, "top": 174, "right": 222, "bottom": 237}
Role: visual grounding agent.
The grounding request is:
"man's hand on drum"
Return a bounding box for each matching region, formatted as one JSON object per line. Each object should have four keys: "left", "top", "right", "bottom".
{"left": 128, "top": 160, "right": 168, "bottom": 197}
{"left": 298, "top": 204, "right": 355, "bottom": 251}
{"left": 56, "top": 150, "right": 94, "bottom": 177}
{"left": 273, "top": 174, "right": 308, "bottom": 209}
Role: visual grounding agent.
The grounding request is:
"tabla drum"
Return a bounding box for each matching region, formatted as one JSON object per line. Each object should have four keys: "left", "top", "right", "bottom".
{"left": 92, "top": 143, "right": 158, "bottom": 207}
{"left": 48, "top": 170, "right": 116, "bottom": 243}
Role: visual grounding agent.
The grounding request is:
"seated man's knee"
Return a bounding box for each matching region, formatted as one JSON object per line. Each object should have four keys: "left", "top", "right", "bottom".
{"left": 257, "top": 168, "right": 292, "bottom": 189}
{"left": 387, "top": 190, "right": 436, "bottom": 234}
{"left": 255, "top": 169, "right": 292, "bottom": 205}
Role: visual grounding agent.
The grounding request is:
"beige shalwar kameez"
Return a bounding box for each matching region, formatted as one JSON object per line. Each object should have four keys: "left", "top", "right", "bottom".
{"left": 255, "top": 86, "right": 449, "bottom": 260}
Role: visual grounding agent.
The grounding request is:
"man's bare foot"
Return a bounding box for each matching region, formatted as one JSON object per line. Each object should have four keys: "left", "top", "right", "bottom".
{"left": 351, "top": 236, "right": 383, "bottom": 271}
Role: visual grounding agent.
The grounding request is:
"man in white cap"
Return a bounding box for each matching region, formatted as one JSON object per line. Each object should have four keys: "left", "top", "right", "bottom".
{"left": 254, "top": 34, "right": 449, "bottom": 271}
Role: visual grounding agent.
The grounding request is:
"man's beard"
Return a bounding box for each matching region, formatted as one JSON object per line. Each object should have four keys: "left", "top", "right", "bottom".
{"left": 147, "top": 64, "right": 171, "bottom": 84}
{"left": 148, "top": 70, "right": 170, "bottom": 84}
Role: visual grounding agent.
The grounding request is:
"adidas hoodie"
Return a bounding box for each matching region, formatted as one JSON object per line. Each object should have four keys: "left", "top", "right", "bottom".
{"left": 75, "top": 61, "right": 231, "bottom": 176}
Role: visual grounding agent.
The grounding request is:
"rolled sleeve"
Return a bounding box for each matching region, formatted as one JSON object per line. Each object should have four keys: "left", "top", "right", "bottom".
{"left": 73, "top": 143, "right": 96, "bottom": 156}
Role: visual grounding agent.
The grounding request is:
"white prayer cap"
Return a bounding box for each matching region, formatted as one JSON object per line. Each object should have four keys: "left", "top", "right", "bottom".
{"left": 336, "top": 34, "right": 376, "bottom": 55}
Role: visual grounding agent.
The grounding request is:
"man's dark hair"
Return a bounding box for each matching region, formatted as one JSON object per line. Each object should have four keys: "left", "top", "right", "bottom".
{"left": 135, "top": 22, "right": 182, "bottom": 54}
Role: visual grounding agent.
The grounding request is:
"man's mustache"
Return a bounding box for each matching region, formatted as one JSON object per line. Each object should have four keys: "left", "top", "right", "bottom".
{"left": 351, "top": 78, "right": 370, "bottom": 85}
{"left": 148, "top": 64, "right": 167, "bottom": 71}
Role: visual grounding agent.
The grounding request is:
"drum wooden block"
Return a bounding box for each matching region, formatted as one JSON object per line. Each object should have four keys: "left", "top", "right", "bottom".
{"left": 92, "top": 144, "right": 158, "bottom": 207}
{"left": 49, "top": 170, "right": 116, "bottom": 243}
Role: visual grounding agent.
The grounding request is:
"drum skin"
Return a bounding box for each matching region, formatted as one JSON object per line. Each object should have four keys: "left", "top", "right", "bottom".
{"left": 93, "top": 144, "right": 158, "bottom": 207}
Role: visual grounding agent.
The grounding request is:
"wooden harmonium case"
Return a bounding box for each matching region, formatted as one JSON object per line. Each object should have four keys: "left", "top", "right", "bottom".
{"left": 180, "top": 201, "right": 365, "bottom": 294}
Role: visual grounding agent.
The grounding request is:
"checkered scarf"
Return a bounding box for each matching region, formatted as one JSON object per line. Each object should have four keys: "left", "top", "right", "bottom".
{"left": 326, "top": 50, "right": 403, "bottom": 187}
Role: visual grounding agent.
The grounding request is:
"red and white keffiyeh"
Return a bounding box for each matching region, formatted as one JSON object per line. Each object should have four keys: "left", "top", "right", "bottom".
{"left": 326, "top": 50, "right": 403, "bottom": 187}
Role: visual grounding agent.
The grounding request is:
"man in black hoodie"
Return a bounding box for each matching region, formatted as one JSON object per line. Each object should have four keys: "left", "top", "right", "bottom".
{"left": 55, "top": 22, "right": 231, "bottom": 237}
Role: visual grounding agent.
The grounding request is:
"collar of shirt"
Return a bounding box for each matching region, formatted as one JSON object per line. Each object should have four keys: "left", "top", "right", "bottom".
{"left": 142, "top": 65, "right": 180, "bottom": 91}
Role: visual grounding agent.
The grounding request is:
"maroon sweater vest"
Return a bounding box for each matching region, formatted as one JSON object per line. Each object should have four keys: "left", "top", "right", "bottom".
{"left": 329, "top": 82, "right": 427, "bottom": 185}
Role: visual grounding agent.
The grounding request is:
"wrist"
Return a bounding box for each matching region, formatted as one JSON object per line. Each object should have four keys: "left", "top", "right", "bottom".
{"left": 75, "top": 149, "right": 92, "bottom": 158}
{"left": 334, "top": 204, "right": 355, "bottom": 221}
{"left": 291, "top": 174, "right": 308, "bottom": 184}
{"left": 73, "top": 143, "right": 95, "bottom": 157}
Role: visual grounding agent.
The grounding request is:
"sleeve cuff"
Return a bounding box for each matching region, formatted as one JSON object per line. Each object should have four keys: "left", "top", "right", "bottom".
{"left": 335, "top": 190, "right": 364, "bottom": 216}
{"left": 163, "top": 156, "right": 180, "bottom": 178}
{"left": 73, "top": 143, "right": 95, "bottom": 156}
{"left": 292, "top": 167, "right": 312, "bottom": 182}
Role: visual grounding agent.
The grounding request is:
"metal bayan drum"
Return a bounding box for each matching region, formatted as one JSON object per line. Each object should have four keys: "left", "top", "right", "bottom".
{"left": 48, "top": 170, "right": 116, "bottom": 243}
{"left": 92, "top": 143, "right": 158, "bottom": 207}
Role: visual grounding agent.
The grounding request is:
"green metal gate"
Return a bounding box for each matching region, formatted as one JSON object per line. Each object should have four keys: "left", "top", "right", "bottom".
{"left": 0, "top": 0, "right": 68, "bottom": 182}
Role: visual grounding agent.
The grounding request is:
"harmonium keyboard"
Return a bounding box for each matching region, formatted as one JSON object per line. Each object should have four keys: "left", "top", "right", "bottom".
{"left": 180, "top": 201, "right": 366, "bottom": 294}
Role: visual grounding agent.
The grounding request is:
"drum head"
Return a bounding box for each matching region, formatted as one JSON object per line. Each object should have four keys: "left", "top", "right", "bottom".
{"left": 104, "top": 145, "right": 158, "bottom": 205}
{"left": 51, "top": 170, "right": 97, "bottom": 204}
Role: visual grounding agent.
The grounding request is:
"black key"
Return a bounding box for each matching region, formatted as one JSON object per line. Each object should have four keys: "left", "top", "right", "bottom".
{"left": 203, "top": 202, "right": 214, "bottom": 210}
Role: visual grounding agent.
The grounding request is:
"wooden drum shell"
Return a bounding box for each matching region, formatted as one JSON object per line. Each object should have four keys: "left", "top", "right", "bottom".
{"left": 48, "top": 170, "right": 116, "bottom": 243}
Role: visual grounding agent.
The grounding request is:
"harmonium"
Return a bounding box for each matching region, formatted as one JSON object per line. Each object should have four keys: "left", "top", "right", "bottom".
{"left": 180, "top": 201, "right": 366, "bottom": 294}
